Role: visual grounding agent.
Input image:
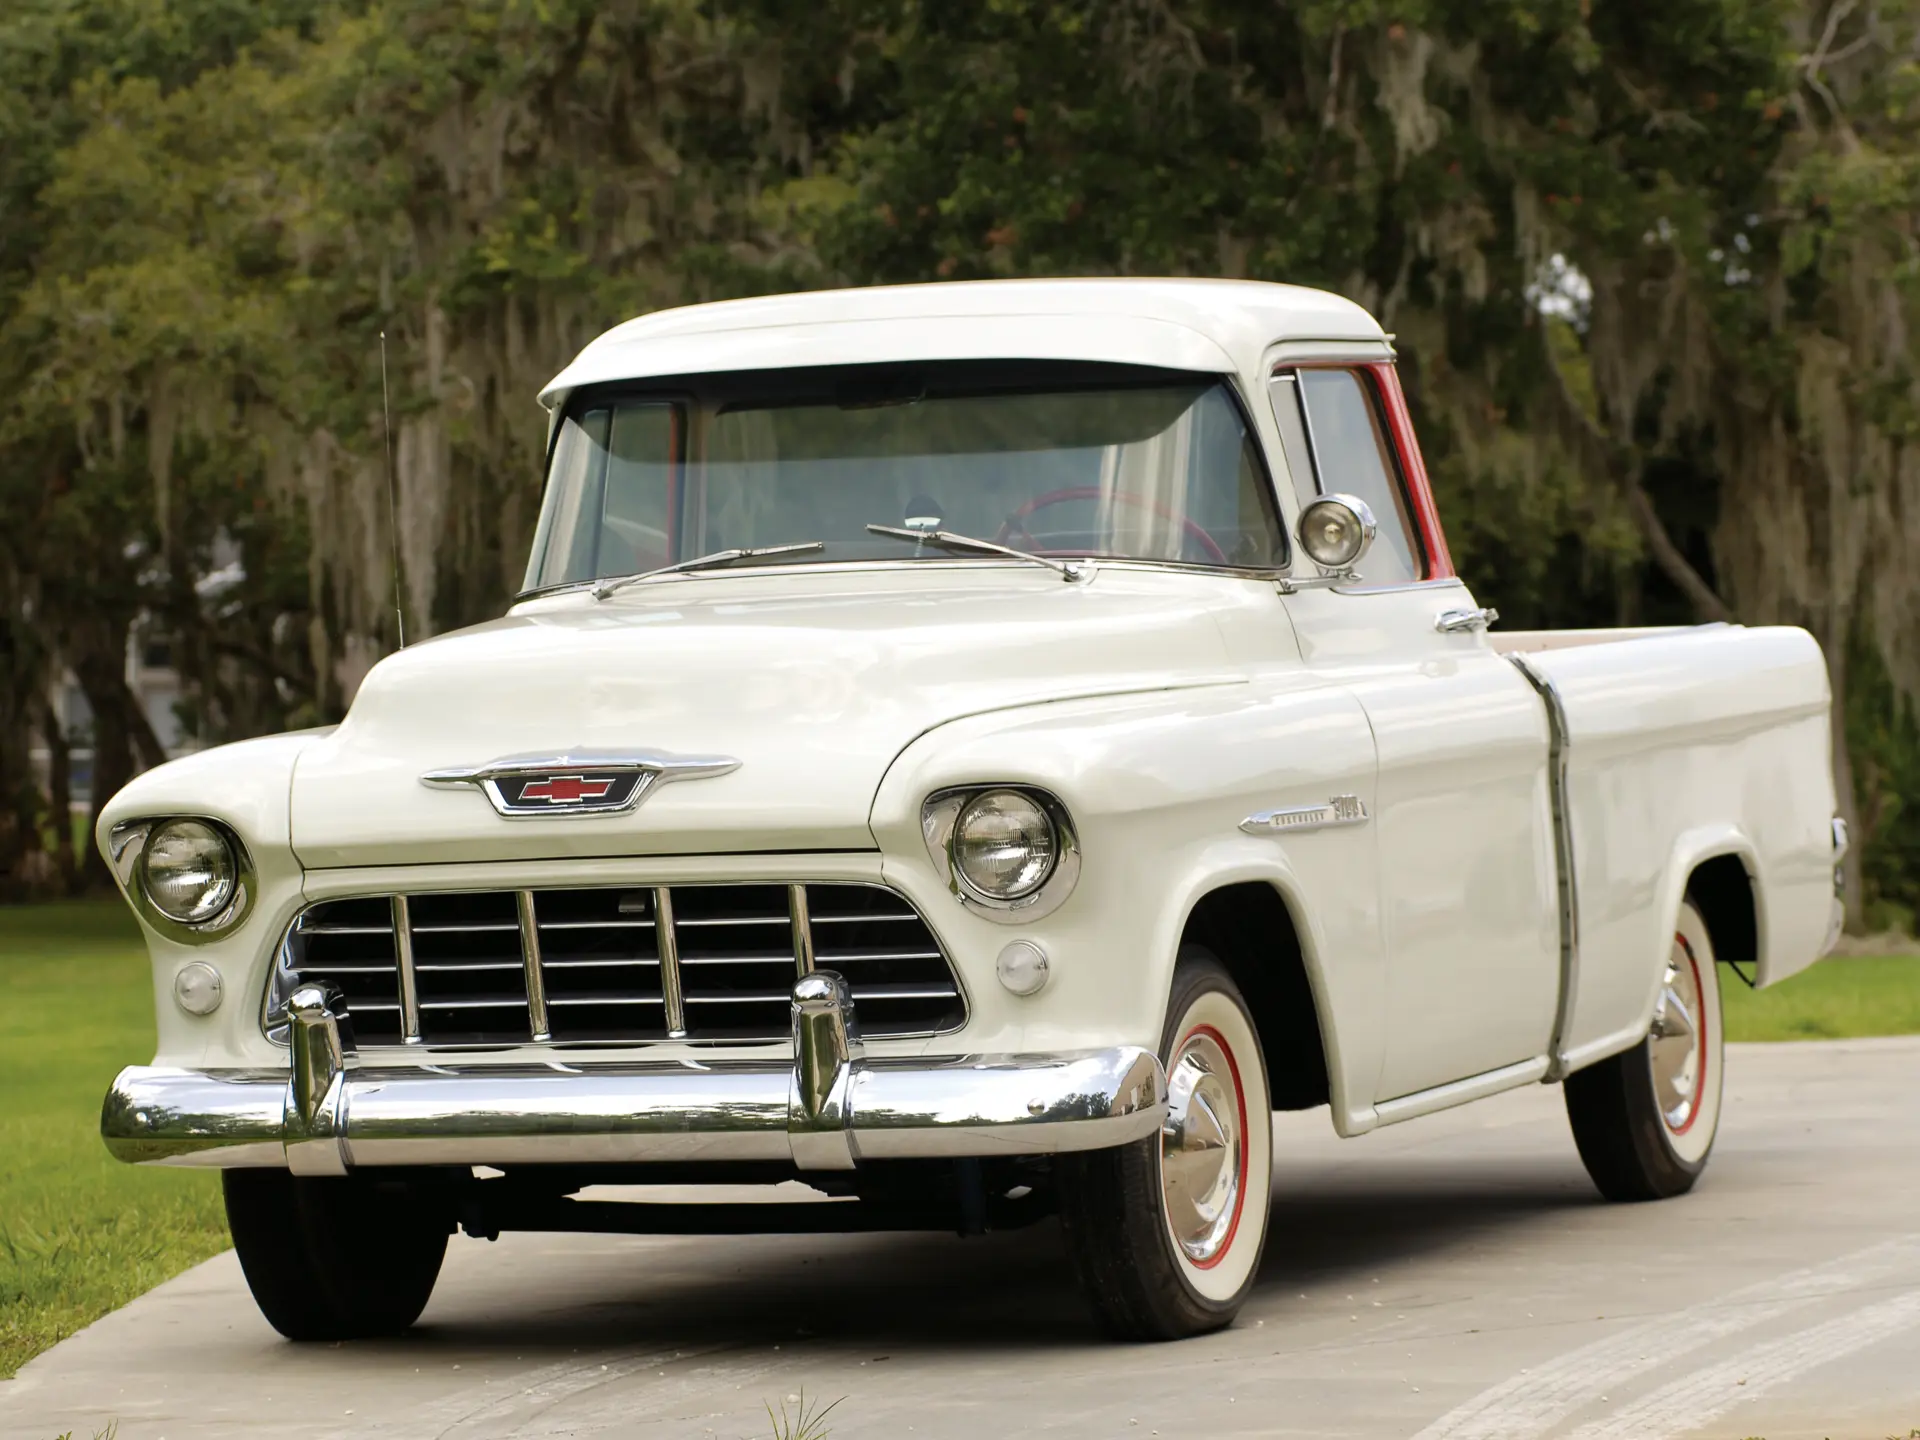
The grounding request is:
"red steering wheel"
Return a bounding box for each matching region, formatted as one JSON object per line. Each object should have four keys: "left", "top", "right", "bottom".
{"left": 994, "top": 487, "right": 1231, "bottom": 565}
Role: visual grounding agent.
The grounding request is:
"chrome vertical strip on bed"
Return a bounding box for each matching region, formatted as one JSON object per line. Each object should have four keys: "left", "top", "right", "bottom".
{"left": 1507, "top": 651, "right": 1580, "bottom": 1080}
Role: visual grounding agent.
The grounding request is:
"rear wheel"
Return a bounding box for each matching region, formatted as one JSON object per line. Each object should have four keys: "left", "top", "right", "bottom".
{"left": 1056, "top": 947, "right": 1273, "bottom": 1340}
{"left": 1564, "top": 899, "right": 1726, "bottom": 1201}
{"left": 224, "top": 1169, "right": 451, "bottom": 1340}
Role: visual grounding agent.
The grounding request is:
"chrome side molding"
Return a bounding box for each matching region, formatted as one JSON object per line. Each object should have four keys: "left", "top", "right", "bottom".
{"left": 1240, "top": 795, "right": 1369, "bottom": 835}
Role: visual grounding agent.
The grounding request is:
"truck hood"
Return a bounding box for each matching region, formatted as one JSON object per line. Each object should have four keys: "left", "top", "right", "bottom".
{"left": 289, "top": 571, "right": 1239, "bottom": 868}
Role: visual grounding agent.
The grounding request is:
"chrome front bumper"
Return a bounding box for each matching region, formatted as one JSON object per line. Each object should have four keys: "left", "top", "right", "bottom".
{"left": 102, "top": 975, "right": 1166, "bottom": 1173}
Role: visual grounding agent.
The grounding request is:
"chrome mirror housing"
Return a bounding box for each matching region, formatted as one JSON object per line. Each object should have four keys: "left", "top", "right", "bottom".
{"left": 1280, "top": 493, "right": 1377, "bottom": 593}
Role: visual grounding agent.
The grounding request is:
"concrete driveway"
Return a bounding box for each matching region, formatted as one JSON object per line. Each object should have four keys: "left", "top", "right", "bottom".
{"left": 4, "top": 1036, "right": 1917, "bottom": 1440}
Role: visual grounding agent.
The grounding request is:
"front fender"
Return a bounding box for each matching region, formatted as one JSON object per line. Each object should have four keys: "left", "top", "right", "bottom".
{"left": 870, "top": 680, "right": 1385, "bottom": 1131}
{"left": 96, "top": 730, "right": 333, "bottom": 1072}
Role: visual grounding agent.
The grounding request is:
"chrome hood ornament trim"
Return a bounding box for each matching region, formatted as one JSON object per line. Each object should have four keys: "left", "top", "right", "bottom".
{"left": 420, "top": 748, "right": 740, "bottom": 820}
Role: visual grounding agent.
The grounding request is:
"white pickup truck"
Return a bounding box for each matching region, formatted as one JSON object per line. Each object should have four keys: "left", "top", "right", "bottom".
{"left": 99, "top": 278, "right": 1844, "bottom": 1342}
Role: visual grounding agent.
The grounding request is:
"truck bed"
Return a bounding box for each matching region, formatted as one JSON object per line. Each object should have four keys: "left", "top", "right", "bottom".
{"left": 1496, "top": 621, "right": 1837, "bottom": 1072}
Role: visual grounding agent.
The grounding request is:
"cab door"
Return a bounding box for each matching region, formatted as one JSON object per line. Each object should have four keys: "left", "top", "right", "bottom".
{"left": 1268, "top": 360, "right": 1560, "bottom": 1102}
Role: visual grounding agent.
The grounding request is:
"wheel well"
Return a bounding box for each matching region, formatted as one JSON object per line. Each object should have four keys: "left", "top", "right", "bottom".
{"left": 1687, "top": 853, "right": 1758, "bottom": 968}
{"left": 1180, "top": 882, "right": 1330, "bottom": 1111}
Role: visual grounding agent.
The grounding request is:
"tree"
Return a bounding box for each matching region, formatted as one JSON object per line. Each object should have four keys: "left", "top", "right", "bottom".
{"left": 761, "top": 0, "right": 1918, "bottom": 924}
{"left": 5, "top": 0, "right": 1917, "bottom": 922}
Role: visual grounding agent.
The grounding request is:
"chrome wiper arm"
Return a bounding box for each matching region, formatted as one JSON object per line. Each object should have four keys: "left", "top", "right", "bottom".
{"left": 864, "top": 524, "right": 1091, "bottom": 583}
{"left": 591, "top": 541, "right": 825, "bottom": 601}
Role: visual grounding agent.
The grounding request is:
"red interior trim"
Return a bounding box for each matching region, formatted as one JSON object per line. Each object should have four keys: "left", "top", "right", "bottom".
{"left": 1363, "top": 362, "right": 1455, "bottom": 580}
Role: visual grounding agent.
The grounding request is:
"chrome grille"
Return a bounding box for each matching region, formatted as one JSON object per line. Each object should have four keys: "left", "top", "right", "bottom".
{"left": 274, "top": 883, "right": 963, "bottom": 1048}
{"left": 532, "top": 887, "right": 664, "bottom": 1042}
{"left": 281, "top": 897, "right": 405, "bottom": 1045}
{"left": 405, "top": 891, "right": 531, "bottom": 1046}
{"left": 674, "top": 884, "right": 806, "bottom": 1040}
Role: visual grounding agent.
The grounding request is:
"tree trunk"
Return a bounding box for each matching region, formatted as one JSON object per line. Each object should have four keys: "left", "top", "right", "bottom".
{"left": 0, "top": 622, "right": 49, "bottom": 899}
{"left": 73, "top": 656, "right": 136, "bottom": 889}
{"left": 1822, "top": 626, "right": 1866, "bottom": 931}
{"left": 122, "top": 675, "right": 169, "bottom": 772}
{"left": 1623, "top": 472, "right": 1733, "bottom": 626}
{"left": 35, "top": 693, "right": 78, "bottom": 891}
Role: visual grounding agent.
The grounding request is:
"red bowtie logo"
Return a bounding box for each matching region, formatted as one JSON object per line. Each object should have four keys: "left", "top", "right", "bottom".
{"left": 517, "top": 775, "right": 616, "bottom": 805}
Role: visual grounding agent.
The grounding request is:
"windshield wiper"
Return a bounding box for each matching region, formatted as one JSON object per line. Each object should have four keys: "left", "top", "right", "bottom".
{"left": 864, "top": 524, "right": 1092, "bottom": 583}
{"left": 591, "top": 541, "right": 825, "bottom": 600}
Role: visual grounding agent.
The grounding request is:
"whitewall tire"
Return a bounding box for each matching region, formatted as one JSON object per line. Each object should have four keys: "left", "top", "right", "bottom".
{"left": 1056, "top": 947, "right": 1273, "bottom": 1339}
{"left": 1564, "top": 898, "right": 1726, "bottom": 1200}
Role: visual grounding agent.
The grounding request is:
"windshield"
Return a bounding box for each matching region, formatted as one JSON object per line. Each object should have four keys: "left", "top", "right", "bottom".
{"left": 523, "top": 362, "right": 1286, "bottom": 592}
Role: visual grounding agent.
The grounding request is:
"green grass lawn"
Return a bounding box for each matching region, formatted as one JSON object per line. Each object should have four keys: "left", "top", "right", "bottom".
{"left": 1723, "top": 952, "right": 1920, "bottom": 1041}
{"left": 0, "top": 901, "right": 1916, "bottom": 1386}
{"left": 0, "top": 902, "right": 227, "bottom": 1381}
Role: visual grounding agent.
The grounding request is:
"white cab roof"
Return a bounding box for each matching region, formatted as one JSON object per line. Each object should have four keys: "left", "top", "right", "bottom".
{"left": 539, "top": 278, "right": 1387, "bottom": 409}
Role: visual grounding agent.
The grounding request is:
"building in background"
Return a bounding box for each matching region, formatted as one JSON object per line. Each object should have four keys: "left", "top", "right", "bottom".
{"left": 31, "top": 622, "right": 198, "bottom": 817}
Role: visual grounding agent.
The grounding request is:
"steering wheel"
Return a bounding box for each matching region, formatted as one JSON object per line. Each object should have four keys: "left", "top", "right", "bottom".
{"left": 994, "top": 487, "right": 1231, "bottom": 566}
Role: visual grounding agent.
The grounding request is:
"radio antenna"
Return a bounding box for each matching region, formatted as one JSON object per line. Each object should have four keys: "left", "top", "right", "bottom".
{"left": 379, "top": 330, "right": 406, "bottom": 648}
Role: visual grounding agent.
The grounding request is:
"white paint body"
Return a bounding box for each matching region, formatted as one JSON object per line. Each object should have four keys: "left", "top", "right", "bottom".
{"left": 100, "top": 279, "right": 1841, "bottom": 1136}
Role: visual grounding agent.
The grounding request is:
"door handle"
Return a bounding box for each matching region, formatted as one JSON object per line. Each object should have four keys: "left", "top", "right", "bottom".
{"left": 1435, "top": 606, "right": 1499, "bottom": 634}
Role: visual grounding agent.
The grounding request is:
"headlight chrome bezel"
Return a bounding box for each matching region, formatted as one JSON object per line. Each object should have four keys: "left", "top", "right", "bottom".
{"left": 921, "top": 785, "right": 1081, "bottom": 923}
{"left": 109, "top": 816, "right": 257, "bottom": 944}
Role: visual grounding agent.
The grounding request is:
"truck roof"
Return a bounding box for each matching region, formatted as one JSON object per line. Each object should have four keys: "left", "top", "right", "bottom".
{"left": 538, "top": 277, "right": 1388, "bottom": 410}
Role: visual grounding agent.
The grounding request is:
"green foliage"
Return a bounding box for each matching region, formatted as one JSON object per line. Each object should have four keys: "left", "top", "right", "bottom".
{"left": 1, "top": 0, "right": 1918, "bottom": 917}
{"left": 0, "top": 903, "right": 228, "bottom": 1378}
{"left": 1847, "top": 628, "right": 1920, "bottom": 930}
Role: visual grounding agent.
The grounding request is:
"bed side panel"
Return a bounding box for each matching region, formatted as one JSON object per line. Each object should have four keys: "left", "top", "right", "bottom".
{"left": 1518, "top": 626, "right": 1835, "bottom": 1061}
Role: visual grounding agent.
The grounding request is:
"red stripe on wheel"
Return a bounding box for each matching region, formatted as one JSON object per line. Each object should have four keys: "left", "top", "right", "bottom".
{"left": 1178, "top": 1022, "right": 1251, "bottom": 1271}
{"left": 1670, "top": 932, "right": 1710, "bottom": 1138}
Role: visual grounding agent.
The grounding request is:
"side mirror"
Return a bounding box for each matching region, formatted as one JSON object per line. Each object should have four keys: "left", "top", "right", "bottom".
{"left": 1282, "top": 493, "right": 1376, "bottom": 592}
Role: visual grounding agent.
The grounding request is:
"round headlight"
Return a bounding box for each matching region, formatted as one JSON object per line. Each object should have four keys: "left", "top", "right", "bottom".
{"left": 952, "top": 790, "right": 1058, "bottom": 900}
{"left": 1297, "top": 493, "right": 1378, "bottom": 569}
{"left": 141, "top": 819, "right": 238, "bottom": 924}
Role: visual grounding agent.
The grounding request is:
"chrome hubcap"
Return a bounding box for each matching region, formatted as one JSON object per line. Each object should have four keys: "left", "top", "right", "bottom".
{"left": 1648, "top": 938, "right": 1705, "bottom": 1134}
{"left": 1161, "top": 1030, "right": 1243, "bottom": 1264}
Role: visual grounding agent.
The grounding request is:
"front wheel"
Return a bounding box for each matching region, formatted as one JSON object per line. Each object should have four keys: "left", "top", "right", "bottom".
{"left": 1564, "top": 898, "right": 1726, "bottom": 1201}
{"left": 1056, "top": 947, "right": 1273, "bottom": 1340}
{"left": 224, "top": 1169, "right": 451, "bottom": 1340}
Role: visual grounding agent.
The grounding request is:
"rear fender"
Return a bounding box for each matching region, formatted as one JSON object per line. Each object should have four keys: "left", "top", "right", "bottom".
{"left": 1561, "top": 824, "right": 1760, "bottom": 1074}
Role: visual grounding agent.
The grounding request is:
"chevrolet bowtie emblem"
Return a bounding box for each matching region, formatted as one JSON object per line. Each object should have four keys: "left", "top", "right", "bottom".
{"left": 515, "top": 774, "right": 617, "bottom": 806}
{"left": 420, "top": 749, "right": 740, "bottom": 819}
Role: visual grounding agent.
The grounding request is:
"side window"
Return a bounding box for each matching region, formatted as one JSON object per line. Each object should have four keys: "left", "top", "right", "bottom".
{"left": 1267, "top": 368, "right": 1422, "bottom": 585}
